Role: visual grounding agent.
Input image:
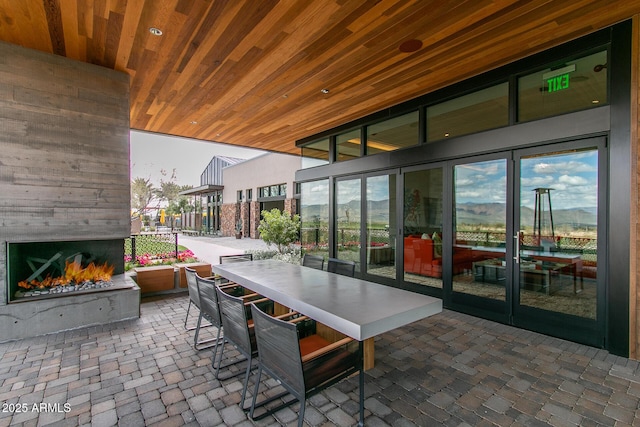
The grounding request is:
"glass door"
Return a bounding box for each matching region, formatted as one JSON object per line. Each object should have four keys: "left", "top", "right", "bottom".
{"left": 513, "top": 141, "right": 604, "bottom": 346}
{"left": 452, "top": 157, "right": 510, "bottom": 319}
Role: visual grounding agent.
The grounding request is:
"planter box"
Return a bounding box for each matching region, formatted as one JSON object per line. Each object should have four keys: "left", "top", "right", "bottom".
{"left": 175, "top": 262, "right": 212, "bottom": 288}
{"left": 134, "top": 265, "right": 175, "bottom": 293}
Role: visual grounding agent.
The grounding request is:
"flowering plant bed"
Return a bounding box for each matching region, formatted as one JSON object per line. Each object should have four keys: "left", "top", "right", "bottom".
{"left": 125, "top": 249, "right": 198, "bottom": 270}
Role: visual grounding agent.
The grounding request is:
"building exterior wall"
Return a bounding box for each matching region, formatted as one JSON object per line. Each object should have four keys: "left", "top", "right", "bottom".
{"left": 221, "top": 153, "right": 301, "bottom": 237}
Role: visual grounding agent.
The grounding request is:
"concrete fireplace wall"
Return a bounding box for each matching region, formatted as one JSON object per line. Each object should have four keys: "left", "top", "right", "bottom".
{"left": 0, "top": 41, "right": 137, "bottom": 341}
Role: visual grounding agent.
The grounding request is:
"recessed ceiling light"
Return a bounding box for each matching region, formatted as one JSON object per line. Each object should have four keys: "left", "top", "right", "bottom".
{"left": 444, "top": 133, "right": 450, "bottom": 137}
{"left": 592, "top": 100, "right": 600, "bottom": 104}
{"left": 149, "top": 27, "right": 163, "bottom": 36}
{"left": 320, "top": 89, "right": 330, "bottom": 94}
{"left": 190, "top": 121, "right": 198, "bottom": 124}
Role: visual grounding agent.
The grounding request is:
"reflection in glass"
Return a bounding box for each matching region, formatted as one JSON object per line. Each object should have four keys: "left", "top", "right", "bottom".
{"left": 336, "top": 129, "right": 361, "bottom": 162}
{"left": 518, "top": 149, "right": 597, "bottom": 319}
{"left": 427, "top": 83, "right": 509, "bottom": 142}
{"left": 518, "top": 50, "right": 607, "bottom": 122}
{"left": 301, "top": 138, "right": 330, "bottom": 169}
{"left": 403, "top": 168, "right": 443, "bottom": 289}
{"left": 336, "top": 178, "right": 361, "bottom": 271}
{"left": 300, "top": 180, "right": 329, "bottom": 261}
{"left": 366, "top": 175, "right": 396, "bottom": 278}
{"left": 453, "top": 159, "right": 507, "bottom": 300}
{"left": 367, "top": 111, "right": 419, "bottom": 155}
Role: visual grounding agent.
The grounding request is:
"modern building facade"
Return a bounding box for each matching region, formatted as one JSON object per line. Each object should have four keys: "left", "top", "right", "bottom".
{"left": 219, "top": 152, "right": 301, "bottom": 238}
{"left": 295, "top": 22, "right": 635, "bottom": 357}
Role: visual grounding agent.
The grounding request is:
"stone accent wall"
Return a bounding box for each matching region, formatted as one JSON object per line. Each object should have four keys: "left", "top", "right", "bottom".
{"left": 250, "top": 201, "right": 260, "bottom": 238}
{"left": 284, "top": 198, "right": 298, "bottom": 216}
{"left": 220, "top": 203, "right": 239, "bottom": 237}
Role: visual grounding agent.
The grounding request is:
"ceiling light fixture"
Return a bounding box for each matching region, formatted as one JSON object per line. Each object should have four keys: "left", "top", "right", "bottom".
{"left": 149, "top": 27, "right": 163, "bottom": 36}
{"left": 190, "top": 121, "right": 198, "bottom": 124}
{"left": 320, "top": 89, "right": 330, "bottom": 94}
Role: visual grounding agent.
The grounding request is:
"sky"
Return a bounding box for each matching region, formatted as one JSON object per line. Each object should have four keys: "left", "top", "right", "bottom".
{"left": 129, "top": 130, "right": 266, "bottom": 187}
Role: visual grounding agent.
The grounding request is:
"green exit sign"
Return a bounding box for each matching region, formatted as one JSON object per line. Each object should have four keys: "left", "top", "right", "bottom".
{"left": 542, "top": 64, "right": 576, "bottom": 94}
{"left": 547, "top": 73, "right": 570, "bottom": 93}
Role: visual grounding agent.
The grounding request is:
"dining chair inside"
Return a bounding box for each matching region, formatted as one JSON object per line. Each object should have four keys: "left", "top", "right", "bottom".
{"left": 249, "top": 303, "right": 361, "bottom": 426}
{"left": 302, "top": 254, "right": 324, "bottom": 270}
{"left": 184, "top": 267, "right": 215, "bottom": 350}
{"left": 327, "top": 258, "right": 356, "bottom": 277}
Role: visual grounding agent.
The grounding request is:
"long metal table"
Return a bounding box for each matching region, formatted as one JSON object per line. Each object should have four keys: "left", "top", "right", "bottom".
{"left": 211, "top": 259, "right": 443, "bottom": 426}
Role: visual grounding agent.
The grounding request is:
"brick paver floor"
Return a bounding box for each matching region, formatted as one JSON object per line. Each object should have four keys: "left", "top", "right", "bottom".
{"left": 1, "top": 293, "right": 639, "bottom": 426}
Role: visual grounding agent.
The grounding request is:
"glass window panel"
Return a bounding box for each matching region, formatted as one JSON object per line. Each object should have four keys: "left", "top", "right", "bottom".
{"left": 336, "top": 178, "right": 361, "bottom": 271}
{"left": 403, "top": 168, "right": 443, "bottom": 289}
{"left": 366, "top": 175, "right": 396, "bottom": 278}
{"left": 336, "top": 129, "right": 361, "bottom": 162}
{"left": 427, "top": 82, "right": 509, "bottom": 142}
{"left": 453, "top": 159, "right": 507, "bottom": 301}
{"left": 300, "top": 180, "right": 330, "bottom": 261}
{"left": 518, "top": 50, "right": 608, "bottom": 122}
{"left": 367, "top": 111, "right": 419, "bottom": 155}
{"left": 301, "top": 138, "right": 330, "bottom": 168}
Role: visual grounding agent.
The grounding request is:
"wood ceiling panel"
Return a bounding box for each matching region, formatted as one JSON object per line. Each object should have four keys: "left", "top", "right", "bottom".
{"left": 0, "top": 0, "right": 639, "bottom": 154}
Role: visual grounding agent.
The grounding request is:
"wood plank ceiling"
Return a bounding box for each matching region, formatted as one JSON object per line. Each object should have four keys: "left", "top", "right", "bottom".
{"left": 1, "top": 0, "right": 639, "bottom": 154}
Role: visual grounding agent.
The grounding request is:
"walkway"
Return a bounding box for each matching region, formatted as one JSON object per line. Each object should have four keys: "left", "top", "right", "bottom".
{"left": 0, "top": 237, "right": 639, "bottom": 426}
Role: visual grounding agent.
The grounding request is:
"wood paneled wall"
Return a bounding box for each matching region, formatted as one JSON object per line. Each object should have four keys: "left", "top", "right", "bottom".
{"left": 0, "top": 40, "right": 130, "bottom": 306}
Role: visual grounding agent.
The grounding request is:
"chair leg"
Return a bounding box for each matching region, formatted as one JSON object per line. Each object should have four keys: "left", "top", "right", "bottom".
{"left": 184, "top": 301, "right": 192, "bottom": 329}
{"left": 210, "top": 326, "right": 222, "bottom": 369}
{"left": 298, "top": 397, "right": 306, "bottom": 427}
{"left": 193, "top": 313, "right": 202, "bottom": 347}
{"left": 214, "top": 339, "right": 226, "bottom": 379}
{"left": 240, "top": 354, "right": 253, "bottom": 410}
{"left": 249, "top": 365, "right": 263, "bottom": 420}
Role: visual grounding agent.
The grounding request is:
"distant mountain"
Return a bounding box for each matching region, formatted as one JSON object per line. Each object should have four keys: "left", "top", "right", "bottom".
{"left": 455, "top": 202, "right": 597, "bottom": 228}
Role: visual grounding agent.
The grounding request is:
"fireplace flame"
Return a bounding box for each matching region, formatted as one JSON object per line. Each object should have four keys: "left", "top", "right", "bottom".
{"left": 18, "top": 261, "right": 114, "bottom": 290}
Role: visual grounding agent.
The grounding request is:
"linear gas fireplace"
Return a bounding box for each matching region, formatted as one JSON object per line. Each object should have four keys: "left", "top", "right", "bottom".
{"left": 6, "top": 239, "right": 131, "bottom": 303}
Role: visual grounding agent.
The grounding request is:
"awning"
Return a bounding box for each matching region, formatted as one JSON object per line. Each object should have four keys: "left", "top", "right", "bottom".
{"left": 179, "top": 184, "right": 224, "bottom": 197}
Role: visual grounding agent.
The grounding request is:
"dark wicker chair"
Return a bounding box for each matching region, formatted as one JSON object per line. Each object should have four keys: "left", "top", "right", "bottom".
{"left": 327, "top": 258, "right": 356, "bottom": 277}
{"left": 249, "top": 303, "right": 361, "bottom": 426}
{"left": 302, "top": 254, "right": 324, "bottom": 270}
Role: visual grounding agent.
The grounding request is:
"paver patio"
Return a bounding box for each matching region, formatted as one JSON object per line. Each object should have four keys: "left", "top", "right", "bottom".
{"left": 1, "top": 289, "right": 639, "bottom": 426}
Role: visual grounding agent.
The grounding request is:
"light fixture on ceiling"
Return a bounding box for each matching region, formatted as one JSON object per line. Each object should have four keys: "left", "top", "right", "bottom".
{"left": 592, "top": 100, "right": 600, "bottom": 104}
{"left": 444, "top": 133, "right": 450, "bottom": 138}
{"left": 190, "top": 120, "right": 198, "bottom": 125}
{"left": 149, "top": 27, "right": 163, "bottom": 36}
{"left": 320, "top": 88, "right": 330, "bottom": 94}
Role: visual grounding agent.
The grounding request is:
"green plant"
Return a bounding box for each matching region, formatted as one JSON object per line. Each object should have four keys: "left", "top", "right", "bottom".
{"left": 258, "top": 208, "right": 300, "bottom": 253}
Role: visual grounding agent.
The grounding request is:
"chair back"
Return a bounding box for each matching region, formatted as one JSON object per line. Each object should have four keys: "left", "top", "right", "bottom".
{"left": 250, "top": 303, "right": 305, "bottom": 394}
{"left": 327, "top": 258, "right": 356, "bottom": 277}
{"left": 219, "top": 254, "right": 253, "bottom": 264}
{"left": 302, "top": 254, "right": 324, "bottom": 270}
{"left": 216, "top": 286, "right": 255, "bottom": 357}
{"left": 196, "top": 275, "right": 221, "bottom": 328}
{"left": 185, "top": 267, "right": 201, "bottom": 308}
